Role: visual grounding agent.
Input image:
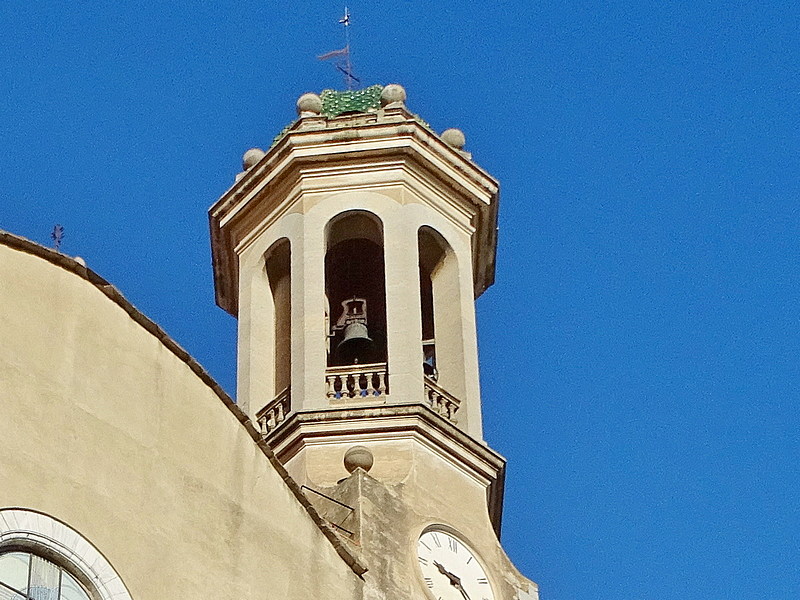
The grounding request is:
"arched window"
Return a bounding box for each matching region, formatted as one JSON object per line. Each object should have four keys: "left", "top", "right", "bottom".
{"left": 418, "top": 226, "right": 466, "bottom": 399}
{"left": 265, "top": 238, "right": 291, "bottom": 395}
{"left": 0, "top": 509, "right": 133, "bottom": 600}
{"left": 0, "top": 550, "right": 92, "bottom": 600}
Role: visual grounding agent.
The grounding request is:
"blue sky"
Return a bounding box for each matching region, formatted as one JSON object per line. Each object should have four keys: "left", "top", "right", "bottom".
{"left": 2, "top": 1, "right": 799, "bottom": 598}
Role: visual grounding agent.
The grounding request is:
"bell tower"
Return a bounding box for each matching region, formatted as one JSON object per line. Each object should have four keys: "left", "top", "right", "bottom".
{"left": 210, "top": 84, "right": 537, "bottom": 600}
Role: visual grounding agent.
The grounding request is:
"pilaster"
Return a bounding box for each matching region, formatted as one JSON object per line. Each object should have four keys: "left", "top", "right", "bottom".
{"left": 383, "top": 204, "right": 425, "bottom": 405}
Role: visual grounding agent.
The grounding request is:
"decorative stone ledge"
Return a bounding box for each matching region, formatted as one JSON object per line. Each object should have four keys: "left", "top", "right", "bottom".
{"left": 264, "top": 403, "right": 507, "bottom": 535}
{"left": 257, "top": 387, "right": 291, "bottom": 435}
{"left": 423, "top": 376, "right": 461, "bottom": 423}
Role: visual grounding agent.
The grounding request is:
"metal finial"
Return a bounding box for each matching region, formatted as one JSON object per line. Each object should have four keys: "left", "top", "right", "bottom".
{"left": 318, "top": 7, "right": 360, "bottom": 90}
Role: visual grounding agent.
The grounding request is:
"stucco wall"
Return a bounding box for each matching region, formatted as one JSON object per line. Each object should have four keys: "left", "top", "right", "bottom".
{"left": 0, "top": 237, "right": 363, "bottom": 599}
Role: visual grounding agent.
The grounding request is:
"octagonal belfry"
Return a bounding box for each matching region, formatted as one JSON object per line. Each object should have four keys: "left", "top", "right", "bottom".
{"left": 210, "top": 83, "right": 511, "bottom": 524}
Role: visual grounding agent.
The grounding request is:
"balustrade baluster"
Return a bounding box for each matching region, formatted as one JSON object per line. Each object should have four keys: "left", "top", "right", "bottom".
{"left": 422, "top": 379, "right": 462, "bottom": 423}
{"left": 324, "top": 363, "right": 389, "bottom": 401}
{"left": 255, "top": 388, "right": 291, "bottom": 435}
{"left": 377, "top": 372, "right": 387, "bottom": 395}
{"left": 276, "top": 402, "right": 285, "bottom": 423}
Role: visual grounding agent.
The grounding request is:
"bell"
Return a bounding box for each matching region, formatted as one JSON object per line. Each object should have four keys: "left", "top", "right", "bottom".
{"left": 336, "top": 321, "right": 374, "bottom": 365}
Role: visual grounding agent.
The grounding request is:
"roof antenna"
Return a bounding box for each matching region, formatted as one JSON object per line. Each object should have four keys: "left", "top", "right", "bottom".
{"left": 51, "top": 224, "right": 64, "bottom": 252}
{"left": 318, "top": 7, "right": 360, "bottom": 90}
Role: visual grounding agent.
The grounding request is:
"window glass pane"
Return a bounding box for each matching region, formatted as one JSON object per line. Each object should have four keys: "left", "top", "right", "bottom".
{"left": 29, "top": 555, "right": 59, "bottom": 600}
{"left": 0, "top": 581, "right": 26, "bottom": 600}
{"left": 0, "top": 553, "right": 29, "bottom": 593}
{"left": 59, "top": 573, "right": 89, "bottom": 600}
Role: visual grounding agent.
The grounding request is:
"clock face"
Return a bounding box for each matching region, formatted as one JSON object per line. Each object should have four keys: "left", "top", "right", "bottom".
{"left": 417, "top": 529, "right": 494, "bottom": 600}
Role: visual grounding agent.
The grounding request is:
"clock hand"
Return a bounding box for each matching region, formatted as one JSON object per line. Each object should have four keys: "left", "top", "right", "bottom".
{"left": 433, "top": 561, "right": 461, "bottom": 586}
{"left": 434, "top": 560, "right": 471, "bottom": 599}
{"left": 455, "top": 582, "right": 472, "bottom": 600}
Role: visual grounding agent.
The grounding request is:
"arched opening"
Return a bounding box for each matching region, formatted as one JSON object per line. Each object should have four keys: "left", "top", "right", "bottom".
{"left": 418, "top": 227, "right": 466, "bottom": 401}
{"left": 325, "top": 211, "right": 387, "bottom": 368}
{"left": 265, "top": 238, "right": 291, "bottom": 396}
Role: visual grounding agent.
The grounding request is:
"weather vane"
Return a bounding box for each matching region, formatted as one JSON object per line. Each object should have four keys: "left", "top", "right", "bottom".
{"left": 51, "top": 224, "right": 64, "bottom": 252}
{"left": 318, "top": 7, "right": 360, "bottom": 90}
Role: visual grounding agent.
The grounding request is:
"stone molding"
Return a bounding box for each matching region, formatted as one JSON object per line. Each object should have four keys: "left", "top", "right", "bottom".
{"left": 265, "top": 403, "right": 507, "bottom": 535}
{"left": 209, "top": 106, "right": 499, "bottom": 316}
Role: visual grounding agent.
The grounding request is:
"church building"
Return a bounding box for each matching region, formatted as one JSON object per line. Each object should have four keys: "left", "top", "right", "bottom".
{"left": 0, "top": 84, "right": 537, "bottom": 600}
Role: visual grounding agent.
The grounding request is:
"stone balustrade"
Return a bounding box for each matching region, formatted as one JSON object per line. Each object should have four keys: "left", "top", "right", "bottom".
{"left": 424, "top": 377, "right": 461, "bottom": 423}
{"left": 256, "top": 387, "right": 291, "bottom": 435}
{"left": 326, "top": 363, "right": 388, "bottom": 399}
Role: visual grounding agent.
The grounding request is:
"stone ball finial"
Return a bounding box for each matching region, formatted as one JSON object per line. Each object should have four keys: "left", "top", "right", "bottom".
{"left": 380, "top": 84, "right": 407, "bottom": 107}
{"left": 344, "top": 445, "right": 374, "bottom": 474}
{"left": 296, "top": 92, "right": 323, "bottom": 116}
{"left": 441, "top": 128, "right": 466, "bottom": 150}
{"left": 74, "top": 256, "right": 86, "bottom": 267}
{"left": 242, "top": 148, "right": 265, "bottom": 170}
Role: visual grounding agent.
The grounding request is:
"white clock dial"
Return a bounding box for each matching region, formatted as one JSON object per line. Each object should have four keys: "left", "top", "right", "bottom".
{"left": 417, "top": 529, "right": 494, "bottom": 600}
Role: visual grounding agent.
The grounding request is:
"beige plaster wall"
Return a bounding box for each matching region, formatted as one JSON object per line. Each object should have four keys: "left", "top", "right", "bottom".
{"left": 0, "top": 241, "right": 363, "bottom": 600}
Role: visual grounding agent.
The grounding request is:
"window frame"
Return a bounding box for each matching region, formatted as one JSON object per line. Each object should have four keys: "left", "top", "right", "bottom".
{"left": 0, "top": 543, "right": 95, "bottom": 600}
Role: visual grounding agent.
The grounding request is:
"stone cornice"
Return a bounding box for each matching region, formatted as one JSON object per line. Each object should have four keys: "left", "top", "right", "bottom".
{"left": 209, "top": 107, "right": 499, "bottom": 316}
{"left": 265, "top": 403, "right": 507, "bottom": 535}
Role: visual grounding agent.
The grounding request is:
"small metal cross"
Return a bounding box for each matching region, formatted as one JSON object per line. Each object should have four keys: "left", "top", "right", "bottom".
{"left": 51, "top": 224, "right": 64, "bottom": 252}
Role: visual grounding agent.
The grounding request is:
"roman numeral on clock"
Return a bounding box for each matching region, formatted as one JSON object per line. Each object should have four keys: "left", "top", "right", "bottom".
{"left": 448, "top": 538, "right": 458, "bottom": 552}
{"left": 424, "top": 577, "right": 434, "bottom": 588}
{"left": 477, "top": 578, "right": 489, "bottom": 584}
